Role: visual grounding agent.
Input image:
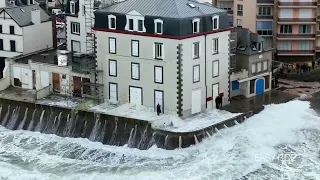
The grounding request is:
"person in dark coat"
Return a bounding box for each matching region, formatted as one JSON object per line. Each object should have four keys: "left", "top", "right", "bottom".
{"left": 296, "top": 63, "right": 300, "bottom": 74}
{"left": 156, "top": 103, "right": 161, "bottom": 116}
{"left": 215, "top": 94, "right": 223, "bottom": 109}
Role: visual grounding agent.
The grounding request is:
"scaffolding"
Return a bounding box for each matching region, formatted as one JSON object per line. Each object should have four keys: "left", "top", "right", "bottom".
{"left": 229, "top": 30, "right": 237, "bottom": 73}
{"left": 79, "top": 0, "right": 104, "bottom": 103}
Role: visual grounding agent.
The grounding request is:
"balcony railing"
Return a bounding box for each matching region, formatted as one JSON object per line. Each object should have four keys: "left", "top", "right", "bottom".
{"left": 257, "top": 0, "right": 274, "bottom": 3}
{"left": 277, "top": 34, "right": 315, "bottom": 38}
{"left": 277, "top": 50, "right": 315, "bottom": 54}
{"left": 278, "top": 18, "right": 316, "bottom": 22}
{"left": 278, "top": 2, "right": 317, "bottom": 6}
{"left": 257, "top": 15, "right": 273, "bottom": 19}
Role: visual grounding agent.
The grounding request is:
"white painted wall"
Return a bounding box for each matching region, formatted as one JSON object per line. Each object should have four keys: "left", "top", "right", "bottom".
{"left": 13, "top": 67, "right": 33, "bottom": 89}
{"left": 23, "top": 21, "right": 53, "bottom": 53}
{"left": 0, "top": 11, "right": 23, "bottom": 57}
{"left": 66, "top": 0, "right": 94, "bottom": 54}
{"left": 180, "top": 30, "right": 230, "bottom": 117}
{"left": 95, "top": 31, "right": 179, "bottom": 114}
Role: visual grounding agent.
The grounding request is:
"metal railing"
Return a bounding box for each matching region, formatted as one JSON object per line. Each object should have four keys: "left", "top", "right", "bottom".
{"left": 277, "top": 34, "right": 315, "bottom": 38}
{"left": 277, "top": 50, "right": 315, "bottom": 54}
{"left": 257, "top": 0, "right": 274, "bottom": 3}
{"left": 278, "top": 18, "right": 316, "bottom": 22}
{"left": 256, "top": 15, "right": 273, "bottom": 19}
{"left": 278, "top": 2, "right": 317, "bottom": 6}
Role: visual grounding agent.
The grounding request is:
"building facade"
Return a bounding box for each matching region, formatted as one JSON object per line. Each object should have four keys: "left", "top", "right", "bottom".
{"left": 230, "top": 28, "right": 273, "bottom": 98}
{"left": 0, "top": 2, "right": 53, "bottom": 78}
{"left": 93, "top": 0, "right": 233, "bottom": 118}
{"left": 211, "top": 0, "right": 320, "bottom": 63}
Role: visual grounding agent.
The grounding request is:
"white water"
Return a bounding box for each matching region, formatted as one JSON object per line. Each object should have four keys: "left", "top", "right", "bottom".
{"left": 0, "top": 100, "right": 320, "bottom": 180}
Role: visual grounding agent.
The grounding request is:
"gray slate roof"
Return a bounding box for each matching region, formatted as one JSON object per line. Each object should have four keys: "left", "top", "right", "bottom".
{"left": 236, "top": 28, "right": 273, "bottom": 56}
{"left": 1, "top": 4, "right": 51, "bottom": 27}
{"left": 99, "top": 0, "right": 226, "bottom": 18}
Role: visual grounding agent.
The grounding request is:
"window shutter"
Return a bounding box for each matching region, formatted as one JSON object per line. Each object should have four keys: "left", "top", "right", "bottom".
{"left": 132, "top": 41, "right": 138, "bottom": 56}
{"left": 251, "top": 64, "right": 256, "bottom": 73}
{"left": 263, "top": 61, "right": 268, "bottom": 71}
{"left": 194, "top": 66, "right": 200, "bottom": 82}
{"left": 109, "top": 38, "right": 116, "bottom": 53}
{"left": 109, "top": 61, "right": 116, "bottom": 76}
{"left": 213, "top": 61, "right": 219, "bottom": 77}
{"left": 155, "top": 67, "right": 162, "bottom": 83}
{"left": 257, "top": 62, "right": 262, "bottom": 72}
{"left": 132, "top": 64, "right": 139, "bottom": 79}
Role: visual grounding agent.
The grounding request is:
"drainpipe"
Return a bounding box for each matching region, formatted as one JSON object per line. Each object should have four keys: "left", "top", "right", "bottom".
{"left": 205, "top": 34, "right": 207, "bottom": 109}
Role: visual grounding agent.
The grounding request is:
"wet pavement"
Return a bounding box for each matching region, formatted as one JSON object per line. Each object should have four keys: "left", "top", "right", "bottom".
{"left": 221, "top": 90, "right": 298, "bottom": 114}
{"left": 0, "top": 86, "right": 36, "bottom": 103}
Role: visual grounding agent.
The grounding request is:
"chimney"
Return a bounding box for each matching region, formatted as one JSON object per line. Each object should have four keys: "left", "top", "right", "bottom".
{"left": 0, "top": 0, "right": 6, "bottom": 8}
{"left": 31, "top": 9, "right": 41, "bottom": 24}
{"left": 51, "top": 14, "right": 57, "bottom": 49}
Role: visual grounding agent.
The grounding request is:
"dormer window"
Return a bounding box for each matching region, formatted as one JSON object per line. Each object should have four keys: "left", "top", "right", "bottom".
{"left": 237, "top": 45, "right": 247, "bottom": 51}
{"left": 138, "top": 20, "right": 143, "bottom": 32}
{"left": 108, "top": 15, "right": 116, "bottom": 30}
{"left": 257, "top": 42, "right": 262, "bottom": 52}
{"left": 250, "top": 44, "right": 257, "bottom": 51}
{"left": 192, "top": 18, "right": 200, "bottom": 34}
{"left": 125, "top": 10, "right": 146, "bottom": 33}
{"left": 154, "top": 19, "right": 163, "bottom": 34}
{"left": 212, "top": 15, "right": 219, "bottom": 30}
{"left": 128, "top": 19, "right": 134, "bottom": 31}
{"left": 70, "top": 1, "right": 75, "bottom": 14}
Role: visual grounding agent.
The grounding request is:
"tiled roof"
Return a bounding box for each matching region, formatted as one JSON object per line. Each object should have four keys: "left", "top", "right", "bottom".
{"left": 98, "top": 0, "right": 226, "bottom": 18}
{"left": 2, "top": 4, "right": 51, "bottom": 27}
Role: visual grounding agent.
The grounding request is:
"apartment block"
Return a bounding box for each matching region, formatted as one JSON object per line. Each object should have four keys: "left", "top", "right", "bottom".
{"left": 211, "top": 0, "right": 319, "bottom": 62}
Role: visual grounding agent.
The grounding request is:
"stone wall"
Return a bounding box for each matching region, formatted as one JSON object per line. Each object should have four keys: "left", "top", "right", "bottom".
{"left": 0, "top": 98, "right": 253, "bottom": 150}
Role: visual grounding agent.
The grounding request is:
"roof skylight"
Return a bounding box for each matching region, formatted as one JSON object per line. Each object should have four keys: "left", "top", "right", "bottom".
{"left": 188, "top": 3, "right": 196, "bottom": 8}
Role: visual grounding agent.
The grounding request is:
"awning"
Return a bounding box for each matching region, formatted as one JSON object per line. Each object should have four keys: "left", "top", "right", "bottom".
{"left": 238, "top": 72, "right": 270, "bottom": 83}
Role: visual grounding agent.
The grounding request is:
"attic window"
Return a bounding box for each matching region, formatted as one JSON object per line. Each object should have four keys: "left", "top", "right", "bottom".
{"left": 108, "top": 15, "right": 116, "bottom": 29}
{"left": 192, "top": 18, "right": 200, "bottom": 34}
{"left": 250, "top": 44, "right": 257, "bottom": 51}
{"left": 20, "top": 9, "right": 25, "bottom": 13}
{"left": 70, "top": 1, "right": 75, "bottom": 14}
{"left": 257, "top": 42, "right": 262, "bottom": 52}
{"left": 237, "top": 45, "right": 246, "bottom": 51}
{"left": 212, "top": 15, "right": 219, "bottom": 30}
{"left": 188, "top": 3, "right": 196, "bottom": 8}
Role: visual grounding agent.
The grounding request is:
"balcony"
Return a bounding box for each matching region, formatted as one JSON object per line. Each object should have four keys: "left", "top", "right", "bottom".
{"left": 277, "top": 33, "right": 316, "bottom": 40}
{"left": 277, "top": 18, "right": 316, "bottom": 24}
{"left": 230, "top": 69, "right": 249, "bottom": 82}
{"left": 278, "top": 2, "right": 317, "bottom": 8}
{"left": 257, "top": 0, "right": 274, "bottom": 4}
{"left": 256, "top": 15, "right": 273, "bottom": 19}
{"left": 277, "top": 50, "right": 315, "bottom": 56}
{"left": 316, "top": 46, "right": 320, "bottom": 52}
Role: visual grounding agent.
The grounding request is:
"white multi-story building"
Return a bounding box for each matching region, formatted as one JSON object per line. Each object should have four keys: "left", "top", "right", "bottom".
{"left": 0, "top": 1, "right": 53, "bottom": 78}
{"left": 93, "top": 0, "right": 234, "bottom": 118}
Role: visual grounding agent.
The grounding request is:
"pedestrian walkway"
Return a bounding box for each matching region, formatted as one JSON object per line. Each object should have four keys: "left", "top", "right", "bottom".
{"left": 221, "top": 90, "right": 297, "bottom": 114}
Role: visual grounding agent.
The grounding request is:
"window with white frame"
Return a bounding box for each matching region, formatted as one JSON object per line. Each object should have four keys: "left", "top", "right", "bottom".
{"left": 237, "top": 19, "right": 243, "bottom": 27}
{"left": 71, "top": 22, "right": 80, "bottom": 35}
{"left": 131, "top": 63, "right": 140, "bottom": 80}
{"left": 257, "top": 62, "right": 262, "bottom": 72}
{"left": 212, "top": 38, "right": 219, "bottom": 54}
{"left": 212, "top": 16, "right": 219, "bottom": 30}
{"left": 154, "top": 19, "right": 163, "bottom": 34}
{"left": 193, "top": 65, "right": 200, "bottom": 83}
{"left": 154, "top": 66, "right": 163, "bottom": 84}
{"left": 109, "top": 37, "right": 116, "bottom": 54}
{"left": 251, "top": 63, "right": 256, "bottom": 73}
{"left": 212, "top": 60, "right": 219, "bottom": 77}
{"left": 154, "top": 43, "right": 163, "bottom": 59}
{"left": 109, "top": 60, "right": 117, "bottom": 76}
{"left": 193, "top": 42, "right": 200, "bottom": 59}
{"left": 192, "top": 18, "right": 200, "bottom": 34}
{"left": 70, "top": 1, "right": 75, "bottom": 14}
{"left": 131, "top": 40, "right": 139, "bottom": 56}
{"left": 108, "top": 15, "right": 116, "bottom": 29}
{"left": 125, "top": 12, "right": 146, "bottom": 32}
{"left": 257, "top": 42, "right": 262, "bottom": 52}
{"left": 263, "top": 61, "right": 268, "bottom": 71}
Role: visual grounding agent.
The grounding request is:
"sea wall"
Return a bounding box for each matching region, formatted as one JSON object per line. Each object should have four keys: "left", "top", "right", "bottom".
{"left": 0, "top": 98, "right": 253, "bottom": 150}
